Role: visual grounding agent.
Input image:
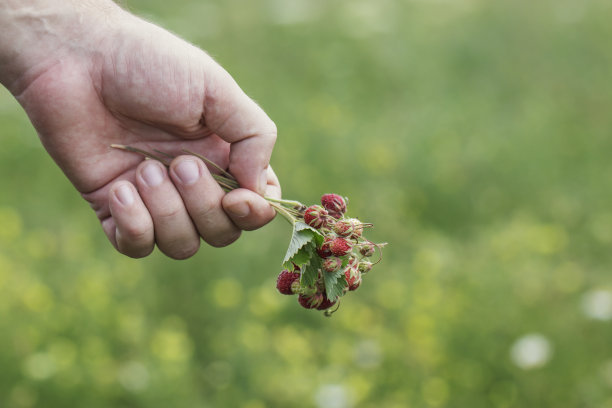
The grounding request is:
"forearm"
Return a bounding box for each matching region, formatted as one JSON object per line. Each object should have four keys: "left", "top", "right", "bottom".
{"left": 0, "top": 0, "right": 125, "bottom": 94}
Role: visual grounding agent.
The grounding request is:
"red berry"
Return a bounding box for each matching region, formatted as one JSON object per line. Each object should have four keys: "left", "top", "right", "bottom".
{"left": 276, "top": 270, "right": 300, "bottom": 295}
{"left": 321, "top": 194, "right": 347, "bottom": 219}
{"left": 303, "top": 205, "right": 328, "bottom": 229}
{"left": 317, "top": 237, "right": 333, "bottom": 258}
{"left": 323, "top": 257, "right": 343, "bottom": 273}
{"left": 330, "top": 237, "right": 352, "bottom": 257}
{"left": 298, "top": 293, "right": 323, "bottom": 309}
{"left": 344, "top": 267, "right": 362, "bottom": 291}
{"left": 317, "top": 296, "right": 336, "bottom": 310}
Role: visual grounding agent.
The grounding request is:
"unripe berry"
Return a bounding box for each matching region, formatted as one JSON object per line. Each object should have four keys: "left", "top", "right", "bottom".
{"left": 332, "top": 219, "right": 355, "bottom": 237}
{"left": 323, "top": 257, "right": 343, "bottom": 273}
{"left": 358, "top": 261, "right": 373, "bottom": 274}
{"left": 348, "top": 218, "right": 364, "bottom": 239}
{"left": 360, "top": 243, "right": 376, "bottom": 257}
{"left": 330, "top": 237, "right": 352, "bottom": 257}
{"left": 291, "top": 280, "right": 302, "bottom": 294}
{"left": 321, "top": 193, "right": 347, "bottom": 219}
{"left": 303, "top": 205, "right": 328, "bottom": 229}
{"left": 344, "top": 267, "right": 362, "bottom": 291}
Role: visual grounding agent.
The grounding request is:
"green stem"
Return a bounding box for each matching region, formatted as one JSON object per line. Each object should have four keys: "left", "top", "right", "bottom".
{"left": 269, "top": 202, "right": 296, "bottom": 225}
{"left": 264, "top": 196, "right": 305, "bottom": 209}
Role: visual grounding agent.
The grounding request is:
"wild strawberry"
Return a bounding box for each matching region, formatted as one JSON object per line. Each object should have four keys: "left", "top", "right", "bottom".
{"left": 321, "top": 193, "right": 347, "bottom": 219}
{"left": 358, "top": 261, "right": 373, "bottom": 274}
{"left": 317, "top": 237, "right": 333, "bottom": 258}
{"left": 344, "top": 266, "right": 362, "bottom": 291}
{"left": 303, "top": 205, "right": 328, "bottom": 229}
{"left": 323, "top": 257, "right": 343, "bottom": 273}
{"left": 317, "top": 295, "right": 336, "bottom": 310}
{"left": 298, "top": 293, "right": 323, "bottom": 309}
{"left": 348, "top": 218, "right": 364, "bottom": 239}
{"left": 332, "top": 219, "right": 354, "bottom": 237}
{"left": 330, "top": 237, "right": 352, "bottom": 257}
{"left": 276, "top": 270, "right": 300, "bottom": 295}
{"left": 360, "top": 243, "right": 376, "bottom": 257}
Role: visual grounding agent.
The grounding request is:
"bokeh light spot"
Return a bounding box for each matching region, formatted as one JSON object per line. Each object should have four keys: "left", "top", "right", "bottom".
{"left": 23, "top": 352, "right": 57, "bottom": 381}
{"left": 211, "top": 278, "right": 243, "bottom": 309}
{"left": 581, "top": 289, "right": 612, "bottom": 321}
{"left": 510, "top": 333, "right": 552, "bottom": 370}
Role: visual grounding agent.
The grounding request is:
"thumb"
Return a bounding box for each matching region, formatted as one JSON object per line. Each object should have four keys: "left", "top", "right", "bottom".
{"left": 200, "top": 59, "right": 277, "bottom": 195}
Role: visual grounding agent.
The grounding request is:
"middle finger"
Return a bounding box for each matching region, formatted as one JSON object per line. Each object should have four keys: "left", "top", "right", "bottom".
{"left": 136, "top": 160, "right": 201, "bottom": 259}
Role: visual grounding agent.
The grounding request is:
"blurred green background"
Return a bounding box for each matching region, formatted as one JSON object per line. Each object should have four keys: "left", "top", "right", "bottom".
{"left": 2, "top": 0, "right": 612, "bottom": 406}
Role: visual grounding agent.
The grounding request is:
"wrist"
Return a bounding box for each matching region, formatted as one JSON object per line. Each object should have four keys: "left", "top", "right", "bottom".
{"left": 0, "top": 0, "right": 127, "bottom": 94}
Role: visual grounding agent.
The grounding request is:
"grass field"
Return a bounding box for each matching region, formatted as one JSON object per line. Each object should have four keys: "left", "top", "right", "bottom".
{"left": 2, "top": 0, "right": 612, "bottom": 406}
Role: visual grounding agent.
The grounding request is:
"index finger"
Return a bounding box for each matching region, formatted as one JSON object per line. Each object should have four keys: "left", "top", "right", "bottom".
{"left": 201, "top": 60, "right": 277, "bottom": 195}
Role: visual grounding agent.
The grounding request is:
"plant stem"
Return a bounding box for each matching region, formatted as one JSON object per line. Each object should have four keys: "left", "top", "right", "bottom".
{"left": 269, "top": 202, "right": 296, "bottom": 225}
{"left": 264, "top": 196, "right": 305, "bottom": 209}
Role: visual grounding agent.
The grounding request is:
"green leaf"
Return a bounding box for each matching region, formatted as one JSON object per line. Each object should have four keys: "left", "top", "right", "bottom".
{"left": 283, "top": 245, "right": 312, "bottom": 269}
{"left": 295, "top": 221, "right": 322, "bottom": 235}
{"left": 323, "top": 268, "right": 347, "bottom": 301}
{"left": 282, "top": 222, "right": 325, "bottom": 266}
{"left": 300, "top": 247, "right": 322, "bottom": 287}
{"left": 280, "top": 221, "right": 326, "bottom": 288}
{"left": 282, "top": 222, "right": 323, "bottom": 266}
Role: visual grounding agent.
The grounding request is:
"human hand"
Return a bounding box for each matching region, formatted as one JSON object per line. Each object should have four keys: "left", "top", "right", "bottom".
{"left": 0, "top": 0, "right": 280, "bottom": 259}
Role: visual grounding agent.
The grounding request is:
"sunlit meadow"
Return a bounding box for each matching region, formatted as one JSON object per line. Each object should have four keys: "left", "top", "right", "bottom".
{"left": 2, "top": 0, "right": 612, "bottom": 407}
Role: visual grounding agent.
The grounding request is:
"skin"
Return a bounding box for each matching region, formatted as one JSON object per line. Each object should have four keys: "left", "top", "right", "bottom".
{"left": 0, "top": 0, "right": 280, "bottom": 259}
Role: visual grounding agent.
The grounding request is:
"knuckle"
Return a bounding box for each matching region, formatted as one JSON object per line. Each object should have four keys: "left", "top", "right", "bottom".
{"left": 156, "top": 206, "right": 184, "bottom": 222}
{"left": 262, "top": 126, "right": 277, "bottom": 145}
{"left": 192, "top": 197, "right": 221, "bottom": 221}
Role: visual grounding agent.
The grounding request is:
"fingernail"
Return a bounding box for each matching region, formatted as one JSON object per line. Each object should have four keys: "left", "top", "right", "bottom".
{"left": 114, "top": 184, "right": 134, "bottom": 206}
{"left": 174, "top": 159, "right": 200, "bottom": 186}
{"left": 259, "top": 168, "right": 268, "bottom": 195}
{"left": 141, "top": 162, "right": 164, "bottom": 187}
{"left": 227, "top": 201, "right": 250, "bottom": 218}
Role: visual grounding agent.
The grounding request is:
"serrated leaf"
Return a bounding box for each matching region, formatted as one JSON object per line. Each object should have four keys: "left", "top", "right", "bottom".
{"left": 282, "top": 223, "right": 316, "bottom": 265}
{"left": 295, "top": 222, "right": 325, "bottom": 246}
{"left": 294, "top": 221, "right": 319, "bottom": 234}
{"left": 311, "top": 230, "right": 325, "bottom": 247}
{"left": 323, "top": 268, "right": 347, "bottom": 301}
{"left": 280, "top": 221, "right": 326, "bottom": 288}
{"left": 282, "top": 245, "right": 312, "bottom": 269}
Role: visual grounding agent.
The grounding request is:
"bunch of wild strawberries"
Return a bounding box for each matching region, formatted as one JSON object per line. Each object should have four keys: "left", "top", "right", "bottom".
{"left": 276, "top": 193, "right": 384, "bottom": 314}
{"left": 108, "top": 145, "right": 385, "bottom": 316}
